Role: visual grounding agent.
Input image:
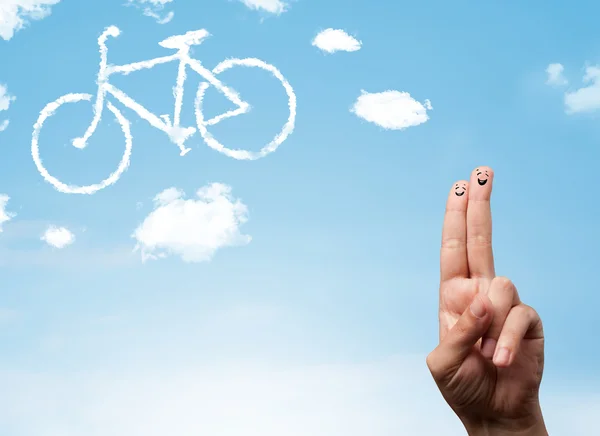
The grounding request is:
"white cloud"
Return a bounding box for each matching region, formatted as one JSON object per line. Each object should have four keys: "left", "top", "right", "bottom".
{"left": 239, "top": 0, "right": 287, "bottom": 14}
{"left": 0, "top": 84, "right": 15, "bottom": 112}
{"left": 127, "top": 0, "right": 174, "bottom": 24}
{"left": 0, "top": 355, "right": 467, "bottom": 436}
{"left": 0, "top": 195, "right": 15, "bottom": 232}
{"left": 132, "top": 183, "right": 251, "bottom": 263}
{"left": 351, "top": 90, "right": 432, "bottom": 130}
{"left": 41, "top": 225, "right": 75, "bottom": 248}
{"left": 0, "top": 84, "right": 15, "bottom": 132}
{"left": 0, "top": 0, "right": 60, "bottom": 41}
{"left": 546, "top": 63, "right": 568, "bottom": 86}
{"left": 564, "top": 65, "right": 600, "bottom": 114}
{"left": 312, "top": 29, "right": 361, "bottom": 54}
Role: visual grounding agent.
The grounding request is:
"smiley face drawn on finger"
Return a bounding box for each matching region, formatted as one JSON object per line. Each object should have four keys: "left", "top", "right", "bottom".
{"left": 476, "top": 168, "right": 490, "bottom": 186}
{"left": 454, "top": 182, "right": 467, "bottom": 197}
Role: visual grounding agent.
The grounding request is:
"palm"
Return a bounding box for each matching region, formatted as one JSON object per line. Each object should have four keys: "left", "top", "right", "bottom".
{"left": 441, "top": 279, "right": 544, "bottom": 418}
{"left": 435, "top": 169, "right": 544, "bottom": 424}
{"left": 439, "top": 277, "right": 485, "bottom": 339}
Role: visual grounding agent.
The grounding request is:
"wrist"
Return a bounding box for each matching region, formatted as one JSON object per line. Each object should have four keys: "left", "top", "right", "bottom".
{"left": 465, "top": 421, "right": 547, "bottom": 436}
{"left": 463, "top": 407, "right": 548, "bottom": 436}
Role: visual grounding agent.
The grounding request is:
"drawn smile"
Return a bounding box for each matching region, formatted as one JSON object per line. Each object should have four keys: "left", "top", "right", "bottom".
{"left": 475, "top": 168, "right": 490, "bottom": 186}
{"left": 454, "top": 183, "right": 467, "bottom": 196}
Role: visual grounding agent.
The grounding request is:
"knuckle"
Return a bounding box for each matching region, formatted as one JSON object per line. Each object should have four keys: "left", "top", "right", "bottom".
{"left": 516, "top": 303, "right": 535, "bottom": 319}
{"left": 493, "top": 276, "right": 516, "bottom": 293}
{"left": 441, "top": 237, "right": 465, "bottom": 250}
{"left": 425, "top": 352, "right": 435, "bottom": 369}
{"left": 426, "top": 351, "right": 441, "bottom": 375}
{"left": 466, "top": 235, "right": 492, "bottom": 247}
{"left": 426, "top": 349, "right": 453, "bottom": 383}
{"left": 523, "top": 304, "right": 542, "bottom": 325}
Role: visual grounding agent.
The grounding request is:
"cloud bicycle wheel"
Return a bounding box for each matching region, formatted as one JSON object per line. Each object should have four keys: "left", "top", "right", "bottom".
{"left": 31, "top": 93, "right": 133, "bottom": 195}
{"left": 195, "top": 57, "right": 296, "bottom": 161}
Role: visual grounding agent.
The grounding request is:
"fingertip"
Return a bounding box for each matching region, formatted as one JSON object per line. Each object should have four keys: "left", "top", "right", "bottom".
{"left": 492, "top": 347, "right": 512, "bottom": 367}
{"left": 469, "top": 294, "right": 494, "bottom": 330}
{"left": 472, "top": 165, "right": 494, "bottom": 176}
{"left": 448, "top": 180, "right": 469, "bottom": 205}
{"left": 470, "top": 166, "right": 494, "bottom": 199}
{"left": 469, "top": 294, "right": 488, "bottom": 318}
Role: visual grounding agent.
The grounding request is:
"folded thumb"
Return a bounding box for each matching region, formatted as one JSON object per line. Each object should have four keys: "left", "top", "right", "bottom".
{"left": 427, "top": 294, "right": 493, "bottom": 379}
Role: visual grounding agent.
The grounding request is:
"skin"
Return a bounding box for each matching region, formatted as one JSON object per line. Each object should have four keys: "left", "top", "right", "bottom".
{"left": 454, "top": 182, "right": 467, "bottom": 197}
{"left": 475, "top": 168, "right": 490, "bottom": 186}
{"left": 426, "top": 167, "right": 548, "bottom": 435}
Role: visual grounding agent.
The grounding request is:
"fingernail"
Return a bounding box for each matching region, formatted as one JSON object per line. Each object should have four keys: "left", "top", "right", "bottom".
{"left": 481, "top": 337, "right": 497, "bottom": 359}
{"left": 493, "top": 347, "right": 511, "bottom": 366}
{"left": 470, "top": 295, "right": 486, "bottom": 318}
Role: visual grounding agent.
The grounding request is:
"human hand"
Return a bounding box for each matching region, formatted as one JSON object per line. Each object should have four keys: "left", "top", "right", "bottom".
{"left": 426, "top": 167, "right": 547, "bottom": 435}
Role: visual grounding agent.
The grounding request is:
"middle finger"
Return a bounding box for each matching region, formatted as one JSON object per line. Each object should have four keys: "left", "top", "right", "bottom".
{"left": 467, "top": 166, "right": 495, "bottom": 279}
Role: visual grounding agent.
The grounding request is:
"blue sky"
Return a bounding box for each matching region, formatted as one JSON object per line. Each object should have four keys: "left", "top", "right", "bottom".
{"left": 0, "top": 0, "right": 599, "bottom": 434}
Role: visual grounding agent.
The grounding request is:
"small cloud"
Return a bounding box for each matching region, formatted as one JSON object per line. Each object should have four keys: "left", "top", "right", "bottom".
{"left": 546, "top": 63, "right": 568, "bottom": 86}
{"left": 0, "top": 0, "right": 60, "bottom": 40}
{"left": 239, "top": 0, "right": 287, "bottom": 14}
{"left": 127, "top": 0, "right": 174, "bottom": 24}
{"left": 351, "top": 90, "right": 432, "bottom": 130}
{"left": 0, "top": 84, "right": 16, "bottom": 111}
{"left": 41, "top": 226, "right": 75, "bottom": 249}
{"left": 0, "top": 84, "right": 16, "bottom": 131}
{"left": 312, "top": 29, "right": 361, "bottom": 54}
{"left": 132, "top": 183, "right": 251, "bottom": 263}
{"left": 564, "top": 65, "right": 600, "bottom": 114}
{"left": 0, "top": 195, "right": 15, "bottom": 232}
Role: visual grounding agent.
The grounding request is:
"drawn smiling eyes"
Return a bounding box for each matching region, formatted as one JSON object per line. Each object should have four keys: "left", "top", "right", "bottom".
{"left": 476, "top": 168, "right": 489, "bottom": 186}
{"left": 454, "top": 183, "right": 467, "bottom": 197}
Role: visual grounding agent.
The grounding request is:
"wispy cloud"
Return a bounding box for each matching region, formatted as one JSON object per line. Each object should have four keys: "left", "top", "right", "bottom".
{"left": 0, "top": 0, "right": 60, "bottom": 41}
{"left": 0, "top": 194, "right": 15, "bottom": 232}
{"left": 546, "top": 63, "right": 568, "bottom": 87}
{"left": 41, "top": 225, "right": 75, "bottom": 249}
{"left": 351, "top": 90, "right": 433, "bottom": 130}
{"left": 564, "top": 65, "right": 600, "bottom": 114}
{"left": 132, "top": 183, "right": 251, "bottom": 263}
{"left": 0, "top": 354, "right": 594, "bottom": 435}
{"left": 239, "top": 0, "right": 287, "bottom": 14}
{"left": 312, "top": 29, "right": 362, "bottom": 54}
{"left": 0, "top": 84, "right": 16, "bottom": 132}
{"left": 126, "top": 0, "right": 174, "bottom": 24}
{"left": 0, "top": 308, "right": 19, "bottom": 323}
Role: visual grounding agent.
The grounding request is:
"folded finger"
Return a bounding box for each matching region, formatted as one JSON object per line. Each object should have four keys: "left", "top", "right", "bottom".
{"left": 480, "top": 277, "right": 521, "bottom": 359}
{"left": 493, "top": 304, "right": 544, "bottom": 367}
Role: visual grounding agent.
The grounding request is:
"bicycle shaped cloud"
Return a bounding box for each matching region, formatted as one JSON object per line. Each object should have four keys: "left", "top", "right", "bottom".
{"left": 32, "top": 25, "right": 297, "bottom": 194}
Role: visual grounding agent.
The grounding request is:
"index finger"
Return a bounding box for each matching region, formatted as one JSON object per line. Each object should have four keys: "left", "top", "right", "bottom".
{"left": 440, "top": 180, "right": 469, "bottom": 282}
